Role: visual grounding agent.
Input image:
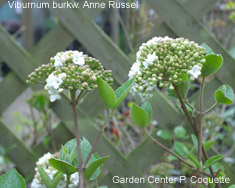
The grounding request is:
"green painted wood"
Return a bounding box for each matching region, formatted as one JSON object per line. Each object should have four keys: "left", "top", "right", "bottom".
{"left": 146, "top": 0, "right": 235, "bottom": 90}
{"left": 33, "top": 123, "right": 74, "bottom": 156}
{"left": 0, "top": 120, "right": 37, "bottom": 177}
{"left": 0, "top": 73, "right": 27, "bottom": 114}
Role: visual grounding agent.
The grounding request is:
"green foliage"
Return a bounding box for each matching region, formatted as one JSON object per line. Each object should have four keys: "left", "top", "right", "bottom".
{"left": 201, "top": 54, "right": 223, "bottom": 77}
{"left": 174, "top": 142, "right": 188, "bottom": 158}
{"left": 215, "top": 85, "right": 234, "bottom": 105}
{"left": 114, "top": 77, "right": 136, "bottom": 108}
{"left": 187, "top": 152, "right": 201, "bottom": 169}
{"left": 228, "top": 185, "right": 235, "bottom": 188}
{"left": 49, "top": 159, "right": 77, "bottom": 176}
{"left": 84, "top": 156, "right": 110, "bottom": 180}
{"left": 174, "top": 126, "right": 186, "bottom": 139}
{"left": 97, "top": 78, "right": 116, "bottom": 108}
{"left": 191, "top": 134, "right": 198, "bottom": 152}
{"left": 130, "top": 101, "right": 152, "bottom": 127}
{"left": 201, "top": 43, "right": 214, "bottom": 55}
{"left": 56, "top": 138, "right": 102, "bottom": 180}
{"left": 156, "top": 130, "right": 173, "bottom": 141}
{"left": 97, "top": 77, "right": 135, "bottom": 109}
{"left": 0, "top": 169, "right": 26, "bottom": 188}
{"left": 203, "top": 140, "right": 215, "bottom": 152}
{"left": 27, "top": 90, "right": 49, "bottom": 111}
{"left": 38, "top": 166, "right": 63, "bottom": 188}
{"left": 203, "top": 155, "right": 224, "bottom": 169}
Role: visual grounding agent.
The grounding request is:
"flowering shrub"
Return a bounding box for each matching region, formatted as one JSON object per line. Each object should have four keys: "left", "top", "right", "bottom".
{"left": 25, "top": 50, "right": 135, "bottom": 188}
{"left": 129, "top": 37, "right": 206, "bottom": 100}
{"left": 129, "top": 37, "right": 235, "bottom": 188}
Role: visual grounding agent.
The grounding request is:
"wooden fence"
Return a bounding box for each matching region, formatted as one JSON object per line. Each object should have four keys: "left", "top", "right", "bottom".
{"left": 0, "top": 0, "right": 235, "bottom": 187}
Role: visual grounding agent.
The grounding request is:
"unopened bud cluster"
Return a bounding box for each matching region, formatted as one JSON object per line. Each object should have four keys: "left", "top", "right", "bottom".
{"left": 27, "top": 51, "right": 113, "bottom": 102}
{"left": 129, "top": 37, "right": 206, "bottom": 100}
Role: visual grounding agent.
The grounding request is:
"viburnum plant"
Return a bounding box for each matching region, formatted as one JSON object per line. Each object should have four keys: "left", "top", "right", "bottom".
{"left": 128, "top": 37, "right": 235, "bottom": 188}
{"left": 24, "top": 50, "right": 135, "bottom": 188}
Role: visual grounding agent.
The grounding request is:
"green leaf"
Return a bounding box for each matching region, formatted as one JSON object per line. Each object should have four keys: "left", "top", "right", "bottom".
{"left": 37, "top": 166, "right": 51, "bottom": 188}
{"left": 174, "top": 126, "right": 186, "bottom": 139}
{"left": 130, "top": 103, "right": 149, "bottom": 127}
{"left": 156, "top": 130, "right": 173, "bottom": 141}
{"left": 203, "top": 140, "right": 215, "bottom": 151}
{"left": 84, "top": 156, "right": 110, "bottom": 181}
{"left": 97, "top": 78, "right": 116, "bottom": 109}
{"left": 191, "top": 134, "right": 198, "bottom": 152}
{"left": 114, "top": 77, "right": 136, "bottom": 108}
{"left": 174, "top": 142, "right": 188, "bottom": 158}
{"left": 201, "top": 43, "right": 214, "bottom": 55}
{"left": 38, "top": 166, "right": 63, "bottom": 188}
{"left": 203, "top": 155, "right": 224, "bottom": 169}
{"left": 49, "top": 158, "right": 77, "bottom": 176}
{"left": 141, "top": 101, "right": 152, "bottom": 124}
{"left": 228, "top": 185, "right": 235, "bottom": 188}
{"left": 187, "top": 152, "right": 201, "bottom": 169}
{"left": 27, "top": 90, "right": 49, "bottom": 111}
{"left": 201, "top": 54, "right": 223, "bottom": 77}
{"left": 0, "top": 169, "right": 26, "bottom": 188}
{"left": 215, "top": 85, "right": 234, "bottom": 105}
{"left": 167, "top": 81, "right": 189, "bottom": 99}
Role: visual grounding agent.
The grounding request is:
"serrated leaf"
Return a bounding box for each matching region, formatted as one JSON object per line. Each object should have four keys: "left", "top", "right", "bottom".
{"left": 187, "top": 152, "right": 201, "bottom": 169}
{"left": 114, "top": 77, "right": 136, "bottom": 108}
{"left": 141, "top": 101, "right": 152, "bottom": 124}
{"left": 174, "top": 126, "right": 186, "bottom": 139}
{"left": 174, "top": 142, "right": 188, "bottom": 158}
{"left": 130, "top": 103, "right": 149, "bottom": 127}
{"left": 215, "top": 85, "right": 234, "bottom": 105}
{"left": 84, "top": 156, "right": 110, "bottom": 181}
{"left": 191, "top": 134, "right": 198, "bottom": 152}
{"left": 49, "top": 158, "right": 77, "bottom": 176}
{"left": 0, "top": 169, "right": 26, "bottom": 188}
{"left": 203, "top": 155, "right": 224, "bottom": 169}
{"left": 156, "top": 130, "right": 173, "bottom": 141}
{"left": 97, "top": 78, "right": 116, "bottom": 109}
{"left": 201, "top": 43, "right": 214, "bottom": 55}
{"left": 201, "top": 54, "right": 223, "bottom": 77}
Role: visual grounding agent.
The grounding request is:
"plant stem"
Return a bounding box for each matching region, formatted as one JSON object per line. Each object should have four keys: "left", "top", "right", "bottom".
{"left": 174, "top": 84, "right": 222, "bottom": 188}
{"left": 66, "top": 174, "right": 70, "bottom": 188}
{"left": 198, "top": 77, "right": 205, "bottom": 170}
{"left": 203, "top": 102, "right": 218, "bottom": 115}
{"left": 71, "top": 90, "right": 84, "bottom": 188}
{"left": 83, "top": 109, "right": 112, "bottom": 169}
{"left": 144, "top": 128, "right": 195, "bottom": 168}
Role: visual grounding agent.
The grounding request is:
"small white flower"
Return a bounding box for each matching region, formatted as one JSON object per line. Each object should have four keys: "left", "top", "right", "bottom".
{"left": 188, "top": 65, "right": 201, "bottom": 78}
{"left": 73, "top": 51, "right": 85, "bottom": 66}
{"left": 128, "top": 61, "right": 141, "bottom": 78}
{"left": 54, "top": 56, "right": 63, "bottom": 68}
{"left": 46, "top": 73, "right": 63, "bottom": 90}
{"left": 48, "top": 88, "right": 61, "bottom": 102}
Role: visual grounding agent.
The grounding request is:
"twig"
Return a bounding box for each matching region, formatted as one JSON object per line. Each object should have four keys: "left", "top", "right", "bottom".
{"left": 83, "top": 110, "right": 113, "bottom": 169}
{"left": 71, "top": 90, "right": 85, "bottom": 188}
{"left": 144, "top": 128, "right": 195, "bottom": 169}
{"left": 203, "top": 102, "right": 218, "bottom": 115}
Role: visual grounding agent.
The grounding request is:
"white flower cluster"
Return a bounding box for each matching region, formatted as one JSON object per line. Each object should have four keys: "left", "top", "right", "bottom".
{"left": 31, "top": 152, "right": 79, "bottom": 188}
{"left": 129, "top": 36, "right": 206, "bottom": 101}
{"left": 52, "top": 51, "right": 85, "bottom": 68}
{"left": 44, "top": 73, "right": 66, "bottom": 102}
{"left": 27, "top": 50, "right": 113, "bottom": 102}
